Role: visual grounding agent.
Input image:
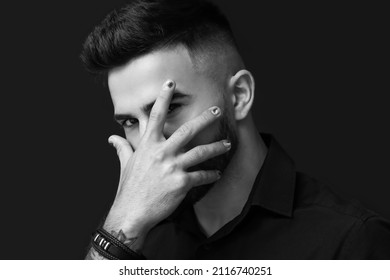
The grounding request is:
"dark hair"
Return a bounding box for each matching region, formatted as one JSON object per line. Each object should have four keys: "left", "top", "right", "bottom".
{"left": 80, "top": 0, "right": 238, "bottom": 79}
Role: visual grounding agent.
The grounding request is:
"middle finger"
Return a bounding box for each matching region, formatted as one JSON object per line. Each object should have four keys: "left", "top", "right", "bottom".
{"left": 164, "top": 106, "right": 222, "bottom": 151}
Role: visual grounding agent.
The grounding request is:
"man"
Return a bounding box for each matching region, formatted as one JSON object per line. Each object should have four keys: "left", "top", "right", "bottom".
{"left": 81, "top": 0, "right": 390, "bottom": 259}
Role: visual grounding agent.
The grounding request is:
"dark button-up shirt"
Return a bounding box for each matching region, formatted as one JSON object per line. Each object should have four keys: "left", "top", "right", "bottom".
{"left": 143, "top": 134, "right": 390, "bottom": 259}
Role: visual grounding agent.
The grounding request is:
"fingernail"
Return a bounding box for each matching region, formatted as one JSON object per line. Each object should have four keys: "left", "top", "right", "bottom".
{"left": 223, "top": 140, "right": 231, "bottom": 149}
{"left": 163, "top": 80, "right": 175, "bottom": 90}
{"left": 210, "top": 106, "right": 220, "bottom": 116}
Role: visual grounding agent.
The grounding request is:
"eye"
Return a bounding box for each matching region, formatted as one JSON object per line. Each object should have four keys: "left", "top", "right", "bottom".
{"left": 167, "top": 103, "right": 182, "bottom": 114}
{"left": 121, "top": 118, "right": 138, "bottom": 128}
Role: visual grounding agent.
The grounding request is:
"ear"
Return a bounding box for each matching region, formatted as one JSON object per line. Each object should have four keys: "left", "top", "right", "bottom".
{"left": 228, "top": 70, "right": 255, "bottom": 121}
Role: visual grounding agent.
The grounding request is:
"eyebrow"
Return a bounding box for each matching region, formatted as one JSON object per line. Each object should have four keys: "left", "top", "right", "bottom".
{"left": 114, "top": 91, "right": 191, "bottom": 122}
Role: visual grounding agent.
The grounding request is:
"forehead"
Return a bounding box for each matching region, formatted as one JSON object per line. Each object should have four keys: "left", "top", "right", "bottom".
{"left": 108, "top": 46, "right": 218, "bottom": 114}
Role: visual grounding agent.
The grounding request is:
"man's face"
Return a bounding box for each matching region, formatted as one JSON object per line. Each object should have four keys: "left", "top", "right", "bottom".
{"left": 108, "top": 46, "right": 238, "bottom": 202}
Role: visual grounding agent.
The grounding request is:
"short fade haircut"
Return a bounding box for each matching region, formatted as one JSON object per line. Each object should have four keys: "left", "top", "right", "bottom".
{"left": 80, "top": 0, "right": 239, "bottom": 81}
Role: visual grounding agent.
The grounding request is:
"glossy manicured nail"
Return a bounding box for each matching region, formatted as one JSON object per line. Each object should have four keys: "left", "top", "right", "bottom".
{"left": 163, "top": 80, "right": 175, "bottom": 90}
{"left": 223, "top": 140, "right": 231, "bottom": 149}
{"left": 210, "top": 106, "right": 221, "bottom": 116}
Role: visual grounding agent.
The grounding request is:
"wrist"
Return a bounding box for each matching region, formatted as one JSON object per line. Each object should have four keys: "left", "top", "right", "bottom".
{"left": 103, "top": 210, "right": 153, "bottom": 238}
{"left": 91, "top": 228, "right": 146, "bottom": 260}
{"left": 102, "top": 209, "right": 154, "bottom": 254}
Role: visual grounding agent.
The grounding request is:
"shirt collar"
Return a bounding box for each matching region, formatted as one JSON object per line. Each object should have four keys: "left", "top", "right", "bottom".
{"left": 249, "top": 133, "right": 296, "bottom": 217}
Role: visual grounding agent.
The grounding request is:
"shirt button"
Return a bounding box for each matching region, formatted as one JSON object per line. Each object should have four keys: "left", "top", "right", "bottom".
{"left": 203, "top": 245, "right": 211, "bottom": 251}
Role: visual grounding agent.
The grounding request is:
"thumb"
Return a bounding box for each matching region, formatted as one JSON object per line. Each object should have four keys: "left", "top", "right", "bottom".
{"left": 108, "top": 135, "right": 133, "bottom": 169}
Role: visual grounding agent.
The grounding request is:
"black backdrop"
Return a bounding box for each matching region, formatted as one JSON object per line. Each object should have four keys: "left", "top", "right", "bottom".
{"left": 2, "top": 0, "right": 389, "bottom": 259}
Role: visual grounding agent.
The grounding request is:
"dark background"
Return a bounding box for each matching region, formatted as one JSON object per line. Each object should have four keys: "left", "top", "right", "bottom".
{"left": 2, "top": 0, "right": 389, "bottom": 259}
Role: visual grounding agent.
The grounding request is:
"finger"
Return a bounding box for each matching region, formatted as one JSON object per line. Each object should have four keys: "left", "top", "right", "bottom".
{"left": 108, "top": 135, "right": 133, "bottom": 172}
{"left": 186, "top": 170, "right": 222, "bottom": 189}
{"left": 145, "top": 80, "right": 176, "bottom": 139}
{"left": 178, "top": 140, "right": 231, "bottom": 170}
{"left": 165, "top": 106, "right": 222, "bottom": 150}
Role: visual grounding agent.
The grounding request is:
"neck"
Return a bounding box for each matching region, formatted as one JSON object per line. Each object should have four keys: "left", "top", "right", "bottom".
{"left": 193, "top": 118, "right": 267, "bottom": 237}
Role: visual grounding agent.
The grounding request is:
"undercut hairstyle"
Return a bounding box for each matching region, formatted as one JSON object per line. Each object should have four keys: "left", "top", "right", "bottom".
{"left": 80, "top": 0, "right": 239, "bottom": 81}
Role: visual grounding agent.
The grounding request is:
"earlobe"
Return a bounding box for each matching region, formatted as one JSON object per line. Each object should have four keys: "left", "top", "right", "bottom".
{"left": 229, "top": 69, "right": 255, "bottom": 121}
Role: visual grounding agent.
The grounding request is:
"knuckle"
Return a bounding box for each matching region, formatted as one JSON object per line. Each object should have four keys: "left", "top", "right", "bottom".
{"left": 164, "top": 161, "right": 178, "bottom": 174}
{"left": 153, "top": 149, "right": 166, "bottom": 162}
{"left": 193, "top": 146, "right": 206, "bottom": 159}
{"left": 177, "top": 123, "right": 192, "bottom": 136}
{"left": 195, "top": 112, "right": 211, "bottom": 127}
{"left": 176, "top": 174, "right": 190, "bottom": 187}
{"left": 198, "top": 171, "right": 207, "bottom": 182}
{"left": 149, "top": 110, "right": 161, "bottom": 122}
{"left": 202, "top": 110, "right": 213, "bottom": 122}
{"left": 195, "top": 110, "right": 214, "bottom": 128}
{"left": 197, "top": 171, "right": 205, "bottom": 182}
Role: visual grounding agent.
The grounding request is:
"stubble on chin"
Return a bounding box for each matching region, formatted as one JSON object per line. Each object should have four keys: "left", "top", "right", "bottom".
{"left": 185, "top": 110, "right": 238, "bottom": 204}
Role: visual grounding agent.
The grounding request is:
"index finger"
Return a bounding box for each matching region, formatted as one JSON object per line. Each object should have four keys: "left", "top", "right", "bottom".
{"left": 145, "top": 80, "right": 176, "bottom": 139}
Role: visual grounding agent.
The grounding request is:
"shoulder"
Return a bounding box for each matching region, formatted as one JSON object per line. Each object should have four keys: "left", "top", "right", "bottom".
{"left": 293, "top": 172, "right": 390, "bottom": 259}
{"left": 295, "top": 172, "right": 379, "bottom": 221}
